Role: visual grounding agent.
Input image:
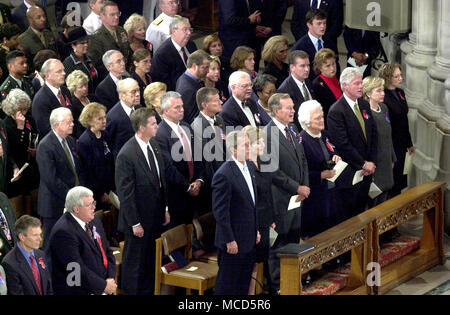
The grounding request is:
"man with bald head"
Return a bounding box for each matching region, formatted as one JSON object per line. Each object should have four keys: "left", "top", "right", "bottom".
{"left": 106, "top": 78, "right": 142, "bottom": 159}
{"left": 32, "top": 58, "right": 71, "bottom": 138}
{"left": 11, "top": 0, "right": 39, "bottom": 31}
{"left": 18, "top": 6, "right": 57, "bottom": 64}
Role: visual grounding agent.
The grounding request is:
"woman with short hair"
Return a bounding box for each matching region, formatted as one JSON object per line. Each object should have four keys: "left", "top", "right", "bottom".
{"left": 130, "top": 48, "right": 152, "bottom": 107}
{"left": 124, "top": 13, "right": 152, "bottom": 54}
{"left": 261, "top": 35, "right": 289, "bottom": 88}
{"left": 202, "top": 33, "right": 231, "bottom": 83}
{"left": 143, "top": 82, "right": 166, "bottom": 124}
{"left": 203, "top": 56, "right": 228, "bottom": 102}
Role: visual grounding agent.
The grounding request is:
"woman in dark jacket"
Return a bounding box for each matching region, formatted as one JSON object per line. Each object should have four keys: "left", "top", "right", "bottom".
{"left": 63, "top": 27, "right": 99, "bottom": 94}
{"left": 130, "top": 48, "right": 152, "bottom": 107}
{"left": 261, "top": 35, "right": 289, "bottom": 89}
{"left": 379, "top": 63, "right": 415, "bottom": 197}
{"left": 76, "top": 102, "right": 115, "bottom": 210}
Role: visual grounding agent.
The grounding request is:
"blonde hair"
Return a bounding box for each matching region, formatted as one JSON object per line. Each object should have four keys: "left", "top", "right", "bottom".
{"left": 362, "top": 76, "right": 385, "bottom": 102}
{"left": 242, "top": 125, "right": 265, "bottom": 145}
{"left": 79, "top": 102, "right": 107, "bottom": 128}
{"left": 261, "top": 35, "right": 289, "bottom": 63}
{"left": 202, "top": 33, "right": 222, "bottom": 54}
{"left": 123, "top": 14, "right": 147, "bottom": 39}
{"left": 143, "top": 82, "right": 167, "bottom": 108}
{"left": 66, "top": 70, "right": 89, "bottom": 94}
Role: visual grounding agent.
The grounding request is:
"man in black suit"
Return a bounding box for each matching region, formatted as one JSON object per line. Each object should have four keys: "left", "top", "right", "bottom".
{"left": 115, "top": 108, "right": 170, "bottom": 295}
{"left": 31, "top": 58, "right": 71, "bottom": 138}
{"left": 36, "top": 107, "right": 80, "bottom": 248}
{"left": 1, "top": 215, "right": 52, "bottom": 295}
{"left": 263, "top": 93, "right": 310, "bottom": 293}
{"left": 155, "top": 91, "right": 204, "bottom": 227}
{"left": 149, "top": 17, "right": 197, "bottom": 91}
{"left": 277, "top": 50, "right": 314, "bottom": 131}
{"left": 292, "top": 9, "right": 337, "bottom": 81}
{"left": 327, "top": 67, "right": 377, "bottom": 221}
{"left": 176, "top": 50, "right": 210, "bottom": 125}
{"left": 0, "top": 192, "right": 17, "bottom": 263}
{"left": 191, "top": 87, "right": 226, "bottom": 215}
{"left": 106, "top": 78, "right": 141, "bottom": 160}
{"left": 291, "top": 0, "right": 343, "bottom": 54}
{"left": 95, "top": 50, "right": 127, "bottom": 112}
{"left": 48, "top": 186, "right": 116, "bottom": 295}
{"left": 212, "top": 130, "right": 260, "bottom": 295}
{"left": 220, "top": 71, "right": 264, "bottom": 129}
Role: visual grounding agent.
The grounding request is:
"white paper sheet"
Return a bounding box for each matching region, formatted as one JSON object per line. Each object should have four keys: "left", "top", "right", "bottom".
{"left": 327, "top": 160, "right": 348, "bottom": 183}
{"left": 109, "top": 191, "right": 120, "bottom": 209}
{"left": 352, "top": 170, "right": 364, "bottom": 185}
{"left": 403, "top": 152, "right": 413, "bottom": 175}
{"left": 11, "top": 162, "right": 29, "bottom": 182}
{"left": 348, "top": 57, "right": 368, "bottom": 74}
{"left": 369, "top": 182, "right": 383, "bottom": 199}
{"left": 269, "top": 228, "right": 278, "bottom": 248}
{"left": 288, "top": 195, "right": 301, "bottom": 211}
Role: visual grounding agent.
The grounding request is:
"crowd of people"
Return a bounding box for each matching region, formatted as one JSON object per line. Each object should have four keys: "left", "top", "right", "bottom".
{"left": 0, "top": 0, "right": 415, "bottom": 296}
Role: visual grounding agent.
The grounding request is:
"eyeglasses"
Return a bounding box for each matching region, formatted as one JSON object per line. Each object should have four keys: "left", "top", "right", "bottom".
{"left": 178, "top": 27, "right": 193, "bottom": 33}
{"left": 127, "top": 89, "right": 140, "bottom": 95}
{"left": 165, "top": 0, "right": 180, "bottom": 5}
{"left": 112, "top": 58, "right": 125, "bottom": 64}
{"left": 236, "top": 83, "right": 253, "bottom": 89}
{"left": 107, "top": 11, "right": 121, "bottom": 17}
{"left": 83, "top": 201, "right": 96, "bottom": 208}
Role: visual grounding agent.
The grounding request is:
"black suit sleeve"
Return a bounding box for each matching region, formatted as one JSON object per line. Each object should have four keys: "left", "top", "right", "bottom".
{"left": 1, "top": 259, "right": 25, "bottom": 295}
{"left": 212, "top": 170, "right": 235, "bottom": 244}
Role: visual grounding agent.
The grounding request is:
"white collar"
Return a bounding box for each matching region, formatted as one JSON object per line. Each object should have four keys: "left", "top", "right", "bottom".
{"left": 308, "top": 32, "right": 322, "bottom": 49}
{"left": 232, "top": 95, "right": 245, "bottom": 108}
{"left": 343, "top": 92, "right": 358, "bottom": 110}
{"left": 109, "top": 72, "right": 121, "bottom": 84}
{"left": 231, "top": 154, "right": 247, "bottom": 171}
{"left": 164, "top": 118, "right": 182, "bottom": 132}
{"left": 70, "top": 213, "right": 88, "bottom": 231}
{"left": 292, "top": 75, "right": 307, "bottom": 88}
{"left": 24, "top": 0, "right": 32, "bottom": 9}
{"left": 45, "top": 81, "right": 61, "bottom": 98}
{"left": 200, "top": 111, "right": 215, "bottom": 127}
{"left": 9, "top": 74, "right": 22, "bottom": 87}
{"left": 272, "top": 117, "right": 288, "bottom": 136}
{"left": 305, "top": 129, "right": 321, "bottom": 138}
{"left": 171, "top": 38, "right": 183, "bottom": 52}
{"left": 120, "top": 101, "right": 134, "bottom": 116}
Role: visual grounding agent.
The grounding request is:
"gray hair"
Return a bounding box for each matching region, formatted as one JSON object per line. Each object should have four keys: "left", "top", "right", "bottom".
{"left": 102, "top": 49, "right": 120, "bottom": 68}
{"left": 1, "top": 89, "right": 31, "bottom": 116}
{"left": 161, "top": 91, "right": 182, "bottom": 111}
{"left": 169, "top": 16, "right": 189, "bottom": 34}
{"left": 298, "top": 100, "right": 323, "bottom": 131}
{"left": 65, "top": 186, "right": 94, "bottom": 213}
{"left": 253, "top": 74, "right": 277, "bottom": 93}
{"left": 229, "top": 70, "right": 250, "bottom": 87}
{"left": 49, "top": 107, "right": 72, "bottom": 130}
{"left": 340, "top": 67, "right": 363, "bottom": 91}
{"left": 88, "top": 0, "right": 99, "bottom": 5}
{"left": 41, "top": 58, "right": 60, "bottom": 79}
{"left": 268, "top": 93, "right": 291, "bottom": 116}
{"left": 117, "top": 77, "right": 138, "bottom": 95}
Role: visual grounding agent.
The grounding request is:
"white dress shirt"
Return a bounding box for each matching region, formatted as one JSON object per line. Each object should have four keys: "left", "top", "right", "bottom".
{"left": 272, "top": 117, "right": 288, "bottom": 138}
{"left": 171, "top": 38, "right": 189, "bottom": 67}
{"left": 292, "top": 75, "right": 312, "bottom": 100}
{"left": 232, "top": 95, "right": 256, "bottom": 127}
{"left": 231, "top": 156, "right": 255, "bottom": 205}
{"left": 163, "top": 118, "right": 192, "bottom": 155}
{"left": 308, "top": 32, "right": 324, "bottom": 52}
{"left": 146, "top": 12, "right": 176, "bottom": 53}
{"left": 135, "top": 134, "right": 161, "bottom": 179}
{"left": 343, "top": 92, "right": 360, "bottom": 116}
{"left": 45, "top": 82, "right": 64, "bottom": 104}
{"left": 83, "top": 11, "right": 102, "bottom": 35}
{"left": 120, "top": 101, "right": 135, "bottom": 117}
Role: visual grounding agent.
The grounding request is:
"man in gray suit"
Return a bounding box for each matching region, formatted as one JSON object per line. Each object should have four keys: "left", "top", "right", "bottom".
{"left": 262, "top": 93, "right": 310, "bottom": 293}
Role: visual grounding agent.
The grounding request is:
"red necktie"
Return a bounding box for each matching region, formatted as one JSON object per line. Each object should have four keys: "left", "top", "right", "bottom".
{"left": 58, "top": 90, "right": 66, "bottom": 107}
{"left": 178, "top": 126, "right": 194, "bottom": 181}
{"left": 87, "top": 223, "right": 108, "bottom": 269}
{"left": 29, "top": 255, "right": 43, "bottom": 295}
{"left": 181, "top": 48, "right": 188, "bottom": 65}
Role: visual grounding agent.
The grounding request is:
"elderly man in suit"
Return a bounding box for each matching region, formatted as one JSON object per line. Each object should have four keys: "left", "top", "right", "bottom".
{"left": 146, "top": 0, "right": 180, "bottom": 53}
{"left": 220, "top": 71, "right": 264, "bottom": 129}
{"left": 95, "top": 50, "right": 127, "bottom": 112}
{"left": 212, "top": 130, "right": 260, "bottom": 295}
{"left": 1, "top": 215, "right": 52, "bottom": 295}
{"left": 327, "top": 67, "right": 377, "bottom": 221}
{"left": 155, "top": 91, "right": 204, "bottom": 227}
{"left": 176, "top": 50, "right": 210, "bottom": 125}
{"left": 17, "top": 6, "right": 57, "bottom": 65}
{"left": 106, "top": 78, "right": 142, "bottom": 159}
{"left": 48, "top": 186, "right": 116, "bottom": 295}
{"left": 0, "top": 192, "right": 17, "bottom": 264}
{"left": 36, "top": 107, "right": 79, "bottom": 248}
{"left": 31, "top": 59, "right": 71, "bottom": 138}
{"left": 263, "top": 93, "right": 310, "bottom": 293}
{"left": 149, "top": 17, "right": 197, "bottom": 91}
{"left": 191, "top": 87, "right": 225, "bottom": 215}
{"left": 115, "top": 108, "right": 169, "bottom": 295}
{"left": 277, "top": 50, "right": 314, "bottom": 132}
{"left": 88, "top": 1, "right": 131, "bottom": 80}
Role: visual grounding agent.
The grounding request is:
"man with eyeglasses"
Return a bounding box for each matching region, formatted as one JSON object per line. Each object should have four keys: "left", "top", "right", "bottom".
{"left": 95, "top": 50, "right": 128, "bottom": 112}
{"left": 48, "top": 186, "right": 117, "bottom": 295}
{"left": 146, "top": 0, "right": 181, "bottom": 53}
{"left": 88, "top": 1, "right": 131, "bottom": 81}
{"left": 150, "top": 16, "right": 197, "bottom": 91}
{"left": 36, "top": 107, "right": 80, "bottom": 248}
{"left": 220, "top": 70, "right": 264, "bottom": 129}
{"left": 106, "top": 78, "right": 142, "bottom": 159}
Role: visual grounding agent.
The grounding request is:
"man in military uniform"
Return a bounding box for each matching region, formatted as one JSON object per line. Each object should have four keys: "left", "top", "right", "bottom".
{"left": 0, "top": 24, "right": 22, "bottom": 84}
{"left": 145, "top": 0, "right": 180, "bottom": 53}
{"left": 88, "top": 1, "right": 131, "bottom": 81}
{"left": 17, "top": 6, "right": 58, "bottom": 68}
{"left": 0, "top": 50, "right": 34, "bottom": 105}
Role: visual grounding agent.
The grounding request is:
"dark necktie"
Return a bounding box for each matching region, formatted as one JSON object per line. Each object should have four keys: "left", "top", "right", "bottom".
{"left": 285, "top": 127, "right": 295, "bottom": 150}
{"left": 29, "top": 255, "right": 43, "bottom": 295}
{"left": 147, "top": 144, "right": 161, "bottom": 186}
{"left": 62, "top": 139, "right": 79, "bottom": 185}
{"left": 181, "top": 47, "right": 188, "bottom": 65}
{"left": 311, "top": 0, "right": 318, "bottom": 9}
{"left": 317, "top": 39, "right": 323, "bottom": 51}
{"left": 0, "top": 208, "right": 12, "bottom": 246}
{"left": 130, "top": 107, "right": 135, "bottom": 117}
{"left": 302, "top": 82, "right": 311, "bottom": 101}
{"left": 178, "top": 126, "right": 194, "bottom": 181}
{"left": 58, "top": 90, "right": 66, "bottom": 107}
{"left": 85, "top": 223, "right": 94, "bottom": 242}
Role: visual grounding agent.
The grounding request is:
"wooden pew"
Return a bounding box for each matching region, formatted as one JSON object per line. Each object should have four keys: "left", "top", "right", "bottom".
{"left": 278, "top": 181, "right": 445, "bottom": 295}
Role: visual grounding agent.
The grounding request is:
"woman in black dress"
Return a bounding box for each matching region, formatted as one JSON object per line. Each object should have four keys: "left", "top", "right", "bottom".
{"left": 379, "top": 63, "right": 415, "bottom": 197}
{"left": 130, "top": 48, "right": 152, "bottom": 107}
{"left": 243, "top": 125, "right": 276, "bottom": 295}
{"left": 261, "top": 35, "right": 289, "bottom": 89}
{"left": 203, "top": 56, "right": 229, "bottom": 102}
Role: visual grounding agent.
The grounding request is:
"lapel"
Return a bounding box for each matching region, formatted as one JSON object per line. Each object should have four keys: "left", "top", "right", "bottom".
{"left": 341, "top": 97, "right": 367, "bottom": 143}
{"left": 65, "top": 212, "right": 100, "bottom": 256}
{"left": 150, "top": 138, "right": 166, "bottom": 189}
{"left": 34, "top": 251, "right": 48, "bottom": 294}
{"left": 168, "top": 39, "right": 185, "bottom": 67}
{"left": 231, "top": 97, "right": 251, "bottom": 126}
{"left": 270, "top": 121, "right": 299, "bottom": 163}
{"left": 133, "top": 137, "right": 160, "bottom": 189}
{"left": 288, "top": 76, "right": 305, "bottom": 104}
{"left": 42, "top": 84, "right": 60, "bottom": 107}
{"left": 48, "top": 132, "right": 74, "bottom": 173}
{"left": 229, "top": 160, "right": 255, "bottom": 207}
{"left": 15, "top": 247, "right": 41, "bottom": 294}
{"left": 26, "top": 28, "right": 43, "bottom": 48}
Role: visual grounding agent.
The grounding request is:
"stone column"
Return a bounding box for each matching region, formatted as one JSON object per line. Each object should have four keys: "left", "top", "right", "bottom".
{"left": 400, "top": 0, "right": 418, "bottom": 71}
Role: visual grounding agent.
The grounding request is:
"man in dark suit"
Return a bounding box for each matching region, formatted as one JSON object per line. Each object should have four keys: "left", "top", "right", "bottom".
{"left": 88, "top": 1, "right": 131, "bottom": 80}
{"left": 220, "top": 71, "right": 264, "bottom": 129}
{"left": 263, "top": 93, "right": 310, "bottom": 293}
{"left": 48, "top": 186, "right": 116, "bottom": 295}
{"left": 17, "top": 6, "right": 58, "bottom": 65}
{"left": 191, "top": 87, "right": 226, "bottom": 215}
{"left": 327, "top": 67, "right": 377, "bottom": 221}
{"left": 31, "top": 59, "right": 71, "bottom": 138}
{"left": 291, "top": 9, "right": 337, "bottom": 81}
{"left": 291, "top": 0, "right": 343, "bottom": 55}
{"left": 1, "top": 215, "right": 52, "bottom": 295}
{"left": 176, "top": 50, "right": 210, "bottom": 125}
{"left": 212, "top": 130, "right": 260, "bottom": 295}
{"left": 115, "top": 108, "right": 170, "bottom": 295}
{"left": 277, "top": 50, "right": 314, "bottom": 131}
{"left": 95, "top": 50, "right": 127, "bottom": 112}
{"left": 106, "top": 78, "right": 141, "bottom": 160}
{"left": 0, "top": 192, "right": 17, "bottom": 263}
{"left": 149, "top": 17, "right": 197, "bottom": 91}
{"left": 36, "top": 107, "right": 80, "bottom": 248}
{"left": 155, "top": 91, "right": 204, "bottom": 227}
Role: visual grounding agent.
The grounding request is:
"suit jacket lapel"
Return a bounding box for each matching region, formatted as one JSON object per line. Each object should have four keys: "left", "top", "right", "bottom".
{"left": 232, "top": 97, "right": 251, "bottom": 126}
{"left": 342, "top": 98, "right": 367, "bottom": 143}
{"left": 150, "top": 138, "right": 166, "bottom": 190}
{"left": 66, "top": 213, "right": 100, "bottom": 255}
{"left": 15, "top": 248, "right": 40, "bottom": 294}
{"left": 34, "top": 251, "right": 48, "bottom": 295}
{"left": 230, "top": 161, "right": 255, "bottom": 206}
{"left": 132, "top": 138, "right": 160, "bottom": 189}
